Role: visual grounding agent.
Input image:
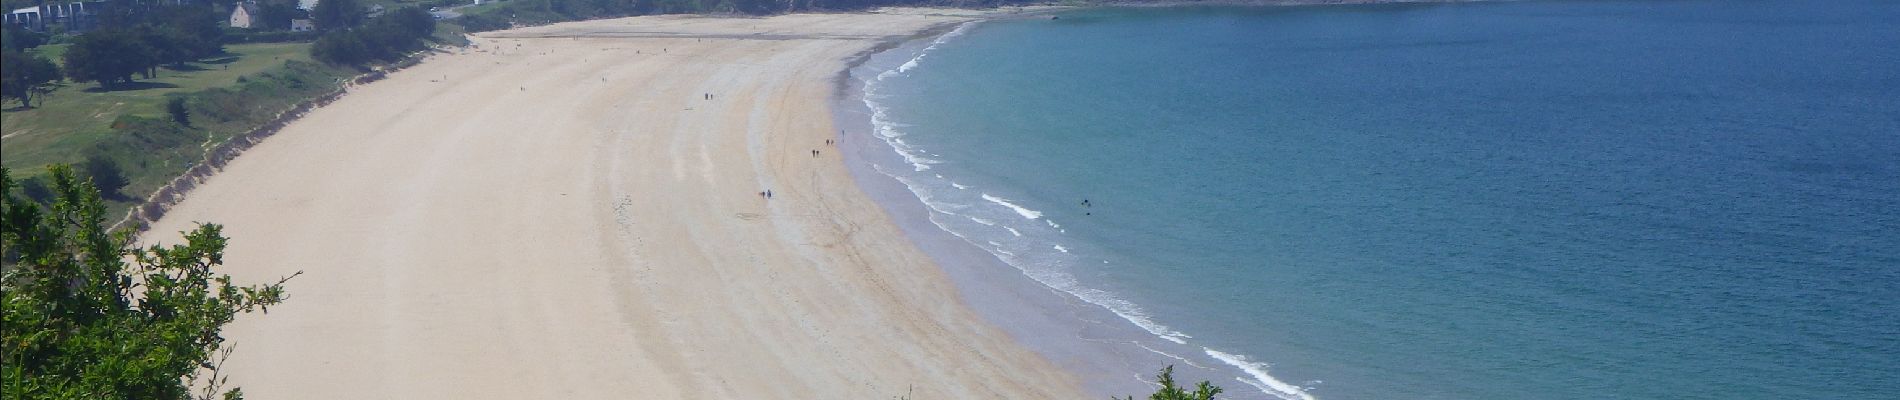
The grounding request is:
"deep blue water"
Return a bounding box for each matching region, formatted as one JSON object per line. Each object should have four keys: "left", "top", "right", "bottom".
{"left": 858, "top": 1, "right": 1899, "bottom": 399}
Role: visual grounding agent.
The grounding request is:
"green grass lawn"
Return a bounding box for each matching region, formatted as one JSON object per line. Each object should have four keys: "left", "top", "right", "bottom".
{"left": 1, "top": 42, "right": 312, "bottom": 171}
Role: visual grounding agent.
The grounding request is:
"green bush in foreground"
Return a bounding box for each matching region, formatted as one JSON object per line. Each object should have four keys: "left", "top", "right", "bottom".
{"left": 1122, "top": 366, "right": 1223, "bottom": 400}
{"left": 1, "top": 166, "right": 298, "bottom": 400}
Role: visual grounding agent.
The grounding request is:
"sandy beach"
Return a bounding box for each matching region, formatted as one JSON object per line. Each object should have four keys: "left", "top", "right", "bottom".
{"left": 141, "top": 9, "right": 1089, "bottom": 399}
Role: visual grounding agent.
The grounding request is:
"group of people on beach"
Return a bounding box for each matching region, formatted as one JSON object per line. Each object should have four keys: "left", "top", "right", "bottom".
{"left": 765, "top": 139, "right": 842, "bottom": 199}
{"left": 813, "top": 137, "right": 836, "bottom": 157}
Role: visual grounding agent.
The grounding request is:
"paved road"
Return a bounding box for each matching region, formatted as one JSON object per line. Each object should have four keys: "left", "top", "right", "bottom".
{"left": 429, "top": 3, "right": 470, "bottom": 19}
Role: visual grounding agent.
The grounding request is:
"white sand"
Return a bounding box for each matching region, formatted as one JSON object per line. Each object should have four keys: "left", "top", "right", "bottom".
{"left": 142, "top": 10, "right": 1088, "bottom": 399}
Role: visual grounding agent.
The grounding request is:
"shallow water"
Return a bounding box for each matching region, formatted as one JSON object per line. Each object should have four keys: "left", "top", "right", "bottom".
{"left": 858, "top": 1, "right": 1900, "bottom": 399}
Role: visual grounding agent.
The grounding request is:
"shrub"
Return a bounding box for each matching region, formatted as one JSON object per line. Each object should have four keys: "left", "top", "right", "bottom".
{"left": 1, "top": 166, "right": 298, "bottom": 400}
{"left": 79, "top": 155, "right": 130, "bottom": 200}
{"left": 1120, "top": 366, "right": 1224, "bottom": 400}
{"left": 167, "top": 96, "right": 191, "bottom": 126}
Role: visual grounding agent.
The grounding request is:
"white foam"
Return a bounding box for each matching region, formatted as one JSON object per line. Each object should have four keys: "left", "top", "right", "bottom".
{"left": 895, "top": 57, "right": 924, "bottom": 74}
{"left": 1205, "top": 348, "right": 1319, "bottom": 400}
{"left": 891, "top": 21, "right": 975, "bottom": 75}
{"left": 866, "top": 107, "right": 938, "bottom": 171}
{"left": 855, "top": 23, "right": 1262, "bottom": 397}
{"left": 981, "top": 194, "right": 1043, "bottom": 220}
{"left": 880, "top": 166, "right": 1197, "bottom": 351}
{"left": 1133, "top": 342, "right": 1206, "bottom": 369}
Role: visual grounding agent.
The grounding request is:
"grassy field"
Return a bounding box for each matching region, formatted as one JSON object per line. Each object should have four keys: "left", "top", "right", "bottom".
{"left": 1, "top": 42, "right": 312, "bottom": 172}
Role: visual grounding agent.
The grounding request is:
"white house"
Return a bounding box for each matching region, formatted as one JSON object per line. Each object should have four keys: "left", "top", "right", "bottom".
{"left": 289, "top": 18, "right": 313, "bottom": 32}
{"left": 229, "top": 2, "right": 260, "bottom": 28}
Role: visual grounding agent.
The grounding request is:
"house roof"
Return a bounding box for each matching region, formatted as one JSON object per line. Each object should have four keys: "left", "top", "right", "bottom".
{"left": 235, "top": 2, "right": 260, "bottom": 16}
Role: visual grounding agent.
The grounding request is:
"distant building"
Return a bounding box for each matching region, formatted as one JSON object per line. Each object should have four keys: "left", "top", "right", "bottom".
{"left": 365, "top": 4, "right": 384, "bottom": 18}
{"left": 289, "top": 18, "right": 313, "bottom": 32}
{"left": 229, "top": 2, "right": 261, "bottom": 28}
{"left": 5, "top": 1, "right": 107, "bottom": 33}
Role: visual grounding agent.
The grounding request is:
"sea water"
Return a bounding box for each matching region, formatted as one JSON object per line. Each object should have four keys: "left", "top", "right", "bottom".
{"left": 853, "top": 1, "right": 1899, "bottom": 399}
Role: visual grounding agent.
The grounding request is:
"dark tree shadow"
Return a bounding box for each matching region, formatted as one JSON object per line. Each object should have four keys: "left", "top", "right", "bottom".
{"left": 83, "top": 81, "right": 181, "bottom": 93}
{"left": 164, "top": 64, "right": 209, "bottom": 72}
{"left": 201, "top": 56, "right": 241, "bottom": 64}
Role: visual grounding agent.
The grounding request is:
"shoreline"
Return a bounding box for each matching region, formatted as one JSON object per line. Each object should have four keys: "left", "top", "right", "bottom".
{"left": 137, "top": 10, "right": 1091, "bottom": 399}
{"left": 829, "top": 8, "right": 1335, "bottom": 399}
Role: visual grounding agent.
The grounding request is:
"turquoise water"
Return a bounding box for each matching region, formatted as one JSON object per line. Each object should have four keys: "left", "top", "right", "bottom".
{"left": 858, "top": 1, "right": 1899, "bottom": 399}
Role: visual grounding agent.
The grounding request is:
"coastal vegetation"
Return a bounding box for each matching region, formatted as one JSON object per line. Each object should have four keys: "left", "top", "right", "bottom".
{"left": 2, "top": 39, "right": 351, "bottom": 218}
{"left": 310, "top": 5, "right": 437, "bottom": 66}
{"left": 1, "top": 166, "right": 297, "bottom": 399}
{"left": 58, "top": 6, "right": 225, "bottom": 90}
{"left": 2, "top": 1, "right": 438, "bottom": 220}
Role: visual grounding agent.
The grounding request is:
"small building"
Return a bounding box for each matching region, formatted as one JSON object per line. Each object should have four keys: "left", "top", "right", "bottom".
{"left": 6, "top": 2, "right": 106, "bottom": 33}
{"left": 365, "top": 4, "right": 384, "bottom": 18}
{"left": 229, "top": 2, "right": 260, "bottom": 29}
{"left": 289, "top": 18, "right": 313, "bottom": 32}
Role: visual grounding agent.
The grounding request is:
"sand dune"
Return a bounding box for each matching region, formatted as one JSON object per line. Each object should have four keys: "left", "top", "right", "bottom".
{"left": 141, "top": 10, "right": 1087, "bottom": 399}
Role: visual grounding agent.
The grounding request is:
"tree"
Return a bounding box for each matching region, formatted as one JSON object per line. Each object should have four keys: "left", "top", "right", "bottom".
{"left": 1, "top": 49, "right": 61, "bottom": 108}
{"left": 63, "top": 29, "right": 156, "bottom": 89}
{"left": 386, "top": 6, "right": 436, "bottom": 39}
{"left": 135, "top": 25, "right": 190, "bottom": 77}
{"left": 2, "top": 23, "right": 47, "bottom": 51}
{"left": 1, "top": 166, "right": 298, "bottom": 400}
{"left": 310, "top": 30, "right": 372, "bottom": 65}
{"left": 252, "top": 0, "right": 307, "bottom": 31}
{"left": 80, "top": 154, "right": 129, "bottom": 200}
{"left": 311, "top": 8, "right": 437, "bottom": 66}
{"left": 311, "top": 0, "right": 365, "bottom": 31}
{"left": 1119, "top": 366, "right": 1224, "bottom": 400}
{"left": 151, "top": 5, "right": 226, "bottom": 61}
